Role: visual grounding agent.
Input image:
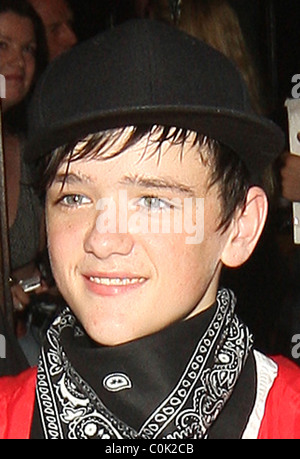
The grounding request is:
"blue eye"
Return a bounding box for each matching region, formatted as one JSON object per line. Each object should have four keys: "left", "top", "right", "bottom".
{"left": 59, "top": 194, "right": 91, "bottom": 206}
{"left": 140, "top": 196, "right": 171, "bottom": 212}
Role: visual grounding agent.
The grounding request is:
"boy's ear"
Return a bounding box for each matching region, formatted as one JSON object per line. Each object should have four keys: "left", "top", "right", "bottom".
{"left": 221, "top": 186, "right": 268, "bottom": 268}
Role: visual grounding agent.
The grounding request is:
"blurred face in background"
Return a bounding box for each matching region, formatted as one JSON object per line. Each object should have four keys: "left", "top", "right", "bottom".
{"left": 0, "top": 11, "right": 36, "bottom": 112}
{"left": 28, "top": 0, "right": 77, "bottom": 61}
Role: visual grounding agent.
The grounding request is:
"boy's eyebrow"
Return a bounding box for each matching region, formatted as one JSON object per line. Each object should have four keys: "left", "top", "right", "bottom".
{"left": 53, "top": 172, "right": 94, "bottom": 185}
{"left": 52, "top": 172, "right": 196, "bottom": 196}
{"left": 120, "top": 174, "right": 196, "bottom": 196}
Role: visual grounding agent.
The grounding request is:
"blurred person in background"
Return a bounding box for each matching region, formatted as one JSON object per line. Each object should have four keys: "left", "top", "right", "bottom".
{"left": 148, "top": 0, "right": 263, "bottom": 114}
{"left": 0, "top": 0, "right": 49, "bottom": 371}
{"left": 28, "top": 0, "right": 77, "bottom": 61}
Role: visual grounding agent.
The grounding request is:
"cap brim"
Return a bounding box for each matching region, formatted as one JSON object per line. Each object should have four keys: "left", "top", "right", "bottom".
{"left": 25, "top": 105, "right": 285, "bottom": 176}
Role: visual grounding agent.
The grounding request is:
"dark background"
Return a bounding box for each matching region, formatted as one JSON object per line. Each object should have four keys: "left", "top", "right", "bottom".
{"left": 68, "top": 0, "right": 300, "bottom": 131}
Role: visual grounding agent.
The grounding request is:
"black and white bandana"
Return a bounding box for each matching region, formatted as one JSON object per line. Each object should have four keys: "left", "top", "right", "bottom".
{"left": 31, "top": 289, "right": 256, "bottom": 439}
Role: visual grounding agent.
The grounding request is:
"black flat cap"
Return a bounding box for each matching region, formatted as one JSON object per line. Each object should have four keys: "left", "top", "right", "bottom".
{"left": 25, "top": 19, "right": 285, "bottom": 176}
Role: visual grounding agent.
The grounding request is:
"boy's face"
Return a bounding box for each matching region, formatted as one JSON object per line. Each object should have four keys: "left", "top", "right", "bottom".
{"left": 46, "top": 132, "right": 235, "bottom": 346}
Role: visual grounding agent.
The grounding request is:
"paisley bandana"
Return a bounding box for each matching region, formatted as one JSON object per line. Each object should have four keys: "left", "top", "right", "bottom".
{"left": 32, "top": 289, "right": 254, "bottom": 439}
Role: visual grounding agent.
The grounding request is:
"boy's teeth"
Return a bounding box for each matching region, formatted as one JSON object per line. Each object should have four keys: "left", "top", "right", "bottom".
{"left": 89, "top": 277, "right": 144, "bottom": 286}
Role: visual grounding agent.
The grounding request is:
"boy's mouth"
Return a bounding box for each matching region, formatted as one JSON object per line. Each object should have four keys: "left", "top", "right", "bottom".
{"left": 88, "top": 276, "right": 146, "bottom": 286}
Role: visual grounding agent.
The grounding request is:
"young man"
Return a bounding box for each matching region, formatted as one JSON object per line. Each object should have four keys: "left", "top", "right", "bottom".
{"left": 28, "top": 0, "right": 77, "bottom": 61}
{"left": 1, "top": 19, "right": 300, "bottom": 439}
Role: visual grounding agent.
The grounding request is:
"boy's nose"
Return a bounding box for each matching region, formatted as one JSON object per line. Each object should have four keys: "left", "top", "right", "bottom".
{"left": 84, "top": 214, "right": 134, "bottom": 260}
